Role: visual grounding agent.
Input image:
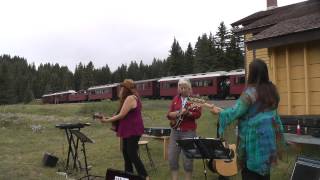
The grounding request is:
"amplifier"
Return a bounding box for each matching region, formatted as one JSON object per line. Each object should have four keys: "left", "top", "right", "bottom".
{"left": 106, "top": 168, "right": 145, "bottom": 180}
{"left": 291, "top": 156, "right": 320, "bottom": 180}
{"left": 144, "top": 127, "right": 171, "bottom": 136}
{"left": 43, "top": 152, "right": 58, "bottom": 167}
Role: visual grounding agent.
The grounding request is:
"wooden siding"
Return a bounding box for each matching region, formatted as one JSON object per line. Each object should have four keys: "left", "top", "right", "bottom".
{"left": 307, "top": 40, "right": 320, "bottom": 114}
{"left": 245, "top": 38, "right": 320, "bottom": 115}
{"left": 245, "top": 34, "right": 254, "bottom": 79}
{"left": 271, "top": 40, "right": 320, "bottom": 115}
{"left": 255, "top": 48, "right": 272, "bottom": 79}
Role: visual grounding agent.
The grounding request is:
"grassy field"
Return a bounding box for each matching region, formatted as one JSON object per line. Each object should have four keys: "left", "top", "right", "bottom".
{"left": 0, "top": 100, "right": 319, "bottom": 180}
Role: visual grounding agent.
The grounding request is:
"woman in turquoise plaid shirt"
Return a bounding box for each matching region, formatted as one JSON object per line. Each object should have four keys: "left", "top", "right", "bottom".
{"left": 210, "top": 59, "right": 285, "bottom": 180}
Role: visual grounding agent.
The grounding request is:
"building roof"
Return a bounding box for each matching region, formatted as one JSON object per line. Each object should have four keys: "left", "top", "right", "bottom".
{"left": 232, "top": 0, "right": 320, "bottom": 49}
{"left": 250, "top": 13, "right": 320, "bottom": 42}
{"left": 87, "top": 83, "right": 119, "bottom": 91}
{"left": 42, "top": 90, "right": 76, "bottom": 97}
{"left": 225, "top": 69, "right": 245, "bottom": 76}
{"left": 134, "top": 78, "right": 159, "bottom": 84}
{"left": 158, "top": 71, "right": 228, "bottom": 82}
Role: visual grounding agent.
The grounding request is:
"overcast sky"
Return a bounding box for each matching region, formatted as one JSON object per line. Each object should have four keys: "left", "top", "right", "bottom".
{"left": 0, "top": 0, "right": 305, "bottom": 72}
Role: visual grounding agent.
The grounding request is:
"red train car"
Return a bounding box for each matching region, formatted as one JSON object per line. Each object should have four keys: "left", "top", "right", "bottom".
{"left": 226, "top": 69, "right": 245, "bottom": 98}
{"left": 87, "top": 83, "right": 119, "bottom": 101}
{"left": 135, "top": 79, "right": 159, "bottom": 99}
{"left": 42, "top": 90, "right": 76, "bottom": 104}
{"left": 42, "top": 69, "right": 246, "bottom": 103}
{"left": 158, "top": 71, "right": 228, "bottom": 98}
{"left": 68, "top": 90, "right": 88, "bottom": 102}
{"left": 42, "top": 93, "right": 55, "bottom": 104}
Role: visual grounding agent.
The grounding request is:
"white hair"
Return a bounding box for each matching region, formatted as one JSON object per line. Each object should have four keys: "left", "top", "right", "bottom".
{"left": 178, "top": 78, "right": 192, "bottom": 89}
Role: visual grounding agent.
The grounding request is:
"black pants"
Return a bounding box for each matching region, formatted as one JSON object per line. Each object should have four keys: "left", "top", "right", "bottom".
{"left": 122, "top": 135, "right": 148, "bottom": 177}
{"left": 241, "top": 168, "right": 270, "bottom": 180}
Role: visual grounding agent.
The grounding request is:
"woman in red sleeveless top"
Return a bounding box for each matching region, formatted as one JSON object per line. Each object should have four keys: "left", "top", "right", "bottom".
{"left": 99, "top": 79, "right": 149, "bottom": 180}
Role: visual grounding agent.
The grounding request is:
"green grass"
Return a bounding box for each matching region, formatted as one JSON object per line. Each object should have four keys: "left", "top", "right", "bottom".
{"left": 0, "top": 100, "right": 319, "bottom": 180}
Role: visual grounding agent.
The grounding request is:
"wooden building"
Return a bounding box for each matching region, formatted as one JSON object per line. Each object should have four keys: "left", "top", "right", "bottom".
{"left": 232, "top": 0, "right": 320, "bottom": 115}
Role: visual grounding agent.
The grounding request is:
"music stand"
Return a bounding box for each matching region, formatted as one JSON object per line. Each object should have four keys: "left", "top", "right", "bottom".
{"left": 177, "top": 137, "right": 234, "bottom": 180}
{"left": 70, "top": 130, "right": 104, "bottom": 180}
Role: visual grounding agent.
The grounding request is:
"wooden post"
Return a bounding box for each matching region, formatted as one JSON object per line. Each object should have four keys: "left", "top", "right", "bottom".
{"left": 303, "top": 44, "right": 310, "bottom": 114}
{"left": 286, "top": 47, "right": 292, "bottom": 115}
{"left": 163, "top": 136, "right": 169, "bottom": 161}
{"left": 271, "top": 48, "right": 277, "bottom": 84}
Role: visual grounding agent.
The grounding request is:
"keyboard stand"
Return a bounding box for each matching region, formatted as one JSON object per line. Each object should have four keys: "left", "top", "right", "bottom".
{"left": 70, "top": 130, "right": 104, "bottom": 180}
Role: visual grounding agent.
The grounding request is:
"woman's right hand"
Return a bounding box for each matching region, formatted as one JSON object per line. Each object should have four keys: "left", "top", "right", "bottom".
{"left": 93, "top": 112, "right": 103, "bottom": 120}
{"left": 210, "top": 106, "right": 221, "bottom": 114}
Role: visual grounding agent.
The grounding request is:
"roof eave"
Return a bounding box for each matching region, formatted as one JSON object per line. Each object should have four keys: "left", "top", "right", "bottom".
{"left": 246, "top": 29, "right": 320, "bottom": 50}
{"left": 233, "top": 24, "right": 275, "bottom": 35}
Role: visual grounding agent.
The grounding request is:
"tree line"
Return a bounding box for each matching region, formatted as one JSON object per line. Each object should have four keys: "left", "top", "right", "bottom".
{"left": 0, "top": 22, "right": 244, "bottom": 104}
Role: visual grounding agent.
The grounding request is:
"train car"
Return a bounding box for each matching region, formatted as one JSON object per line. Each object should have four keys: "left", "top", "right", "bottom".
{"left": 87, "top": 83, "right": 119, "bottom": 101}
{"left": 158, "top": 75, "right": 180, "bottom": 98}
{"left": 68, "top": 90, "right": 88, "bottom": 102}
{"left": 42, "top": 90, "right": 76, "bottom": 104}
{"left": 226, "top": 69, "right": 245, "bottom": 98}
{"left": 158, "top": 71, "right": 228, "bottom": 98}
{"left": 42, "top": 93, "right": 55, "bottom": 104}
{"left": 191, "top": 71, "right": 228, "bottom": 98}
{"left": 135, "top": 79, "right": 160, "bottom": 99}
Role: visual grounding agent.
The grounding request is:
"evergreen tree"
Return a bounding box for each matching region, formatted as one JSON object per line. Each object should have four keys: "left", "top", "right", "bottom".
{"left": 215, "top": 22, "right": 230, "bottom": 70}
{"left": 95, "top": 64, "right": 112, "bottom": 85}
{"left": 23, "top": 84, "right": 34, "bottom": 104}
{"left": 0, "top": 62, "right": 15, "bottom": 104}
{"left": 74, "top": 63, "right": 84, "bottom": 91}
{"left": 167, "top": 38, "right": 184, "bottom": 75}
{"left": 194, "top": 34, "right": 211, "bottom": 73}
{"left": 226, "top": 29, "right": 244, "bottom": 69}
{"left": 216, "top": 22, "right": 227, "bottom": 51}
{"left": 127, "top": 61, "right": 140, "bottom": 80}
{"left": 184, "top": 43, "right": 194, "bottom": 74}
{"left": 208, "top": 33, "right": 218, "bottom": 71}
{"left": 139, "top": 61, "right": 148, "bottom": 80}
{"left": 112, "top": 64, "right": 127, "bottom": 82}
{"left": 150, "top": 58, "right": 167, "bottom": 78}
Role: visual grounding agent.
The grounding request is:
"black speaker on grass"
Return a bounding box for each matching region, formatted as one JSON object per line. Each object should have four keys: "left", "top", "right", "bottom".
{"left": 42, "top": 152, "right": 58, "bottom": 167}
{"left": 291, "top": 156, "right": 320, "bottom": 180}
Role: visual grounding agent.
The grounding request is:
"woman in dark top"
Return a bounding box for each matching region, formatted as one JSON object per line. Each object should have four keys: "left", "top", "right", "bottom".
{"left": 99, "top": 79, "right": 149, "bottom": 180}
{"left": 210, "top": 59, "right": 285, "bottom": 180}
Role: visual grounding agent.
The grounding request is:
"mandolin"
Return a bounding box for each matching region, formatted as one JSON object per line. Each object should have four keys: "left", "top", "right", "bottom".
{"left": 170, "top": 102, "right": 200, "bottom": 129}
